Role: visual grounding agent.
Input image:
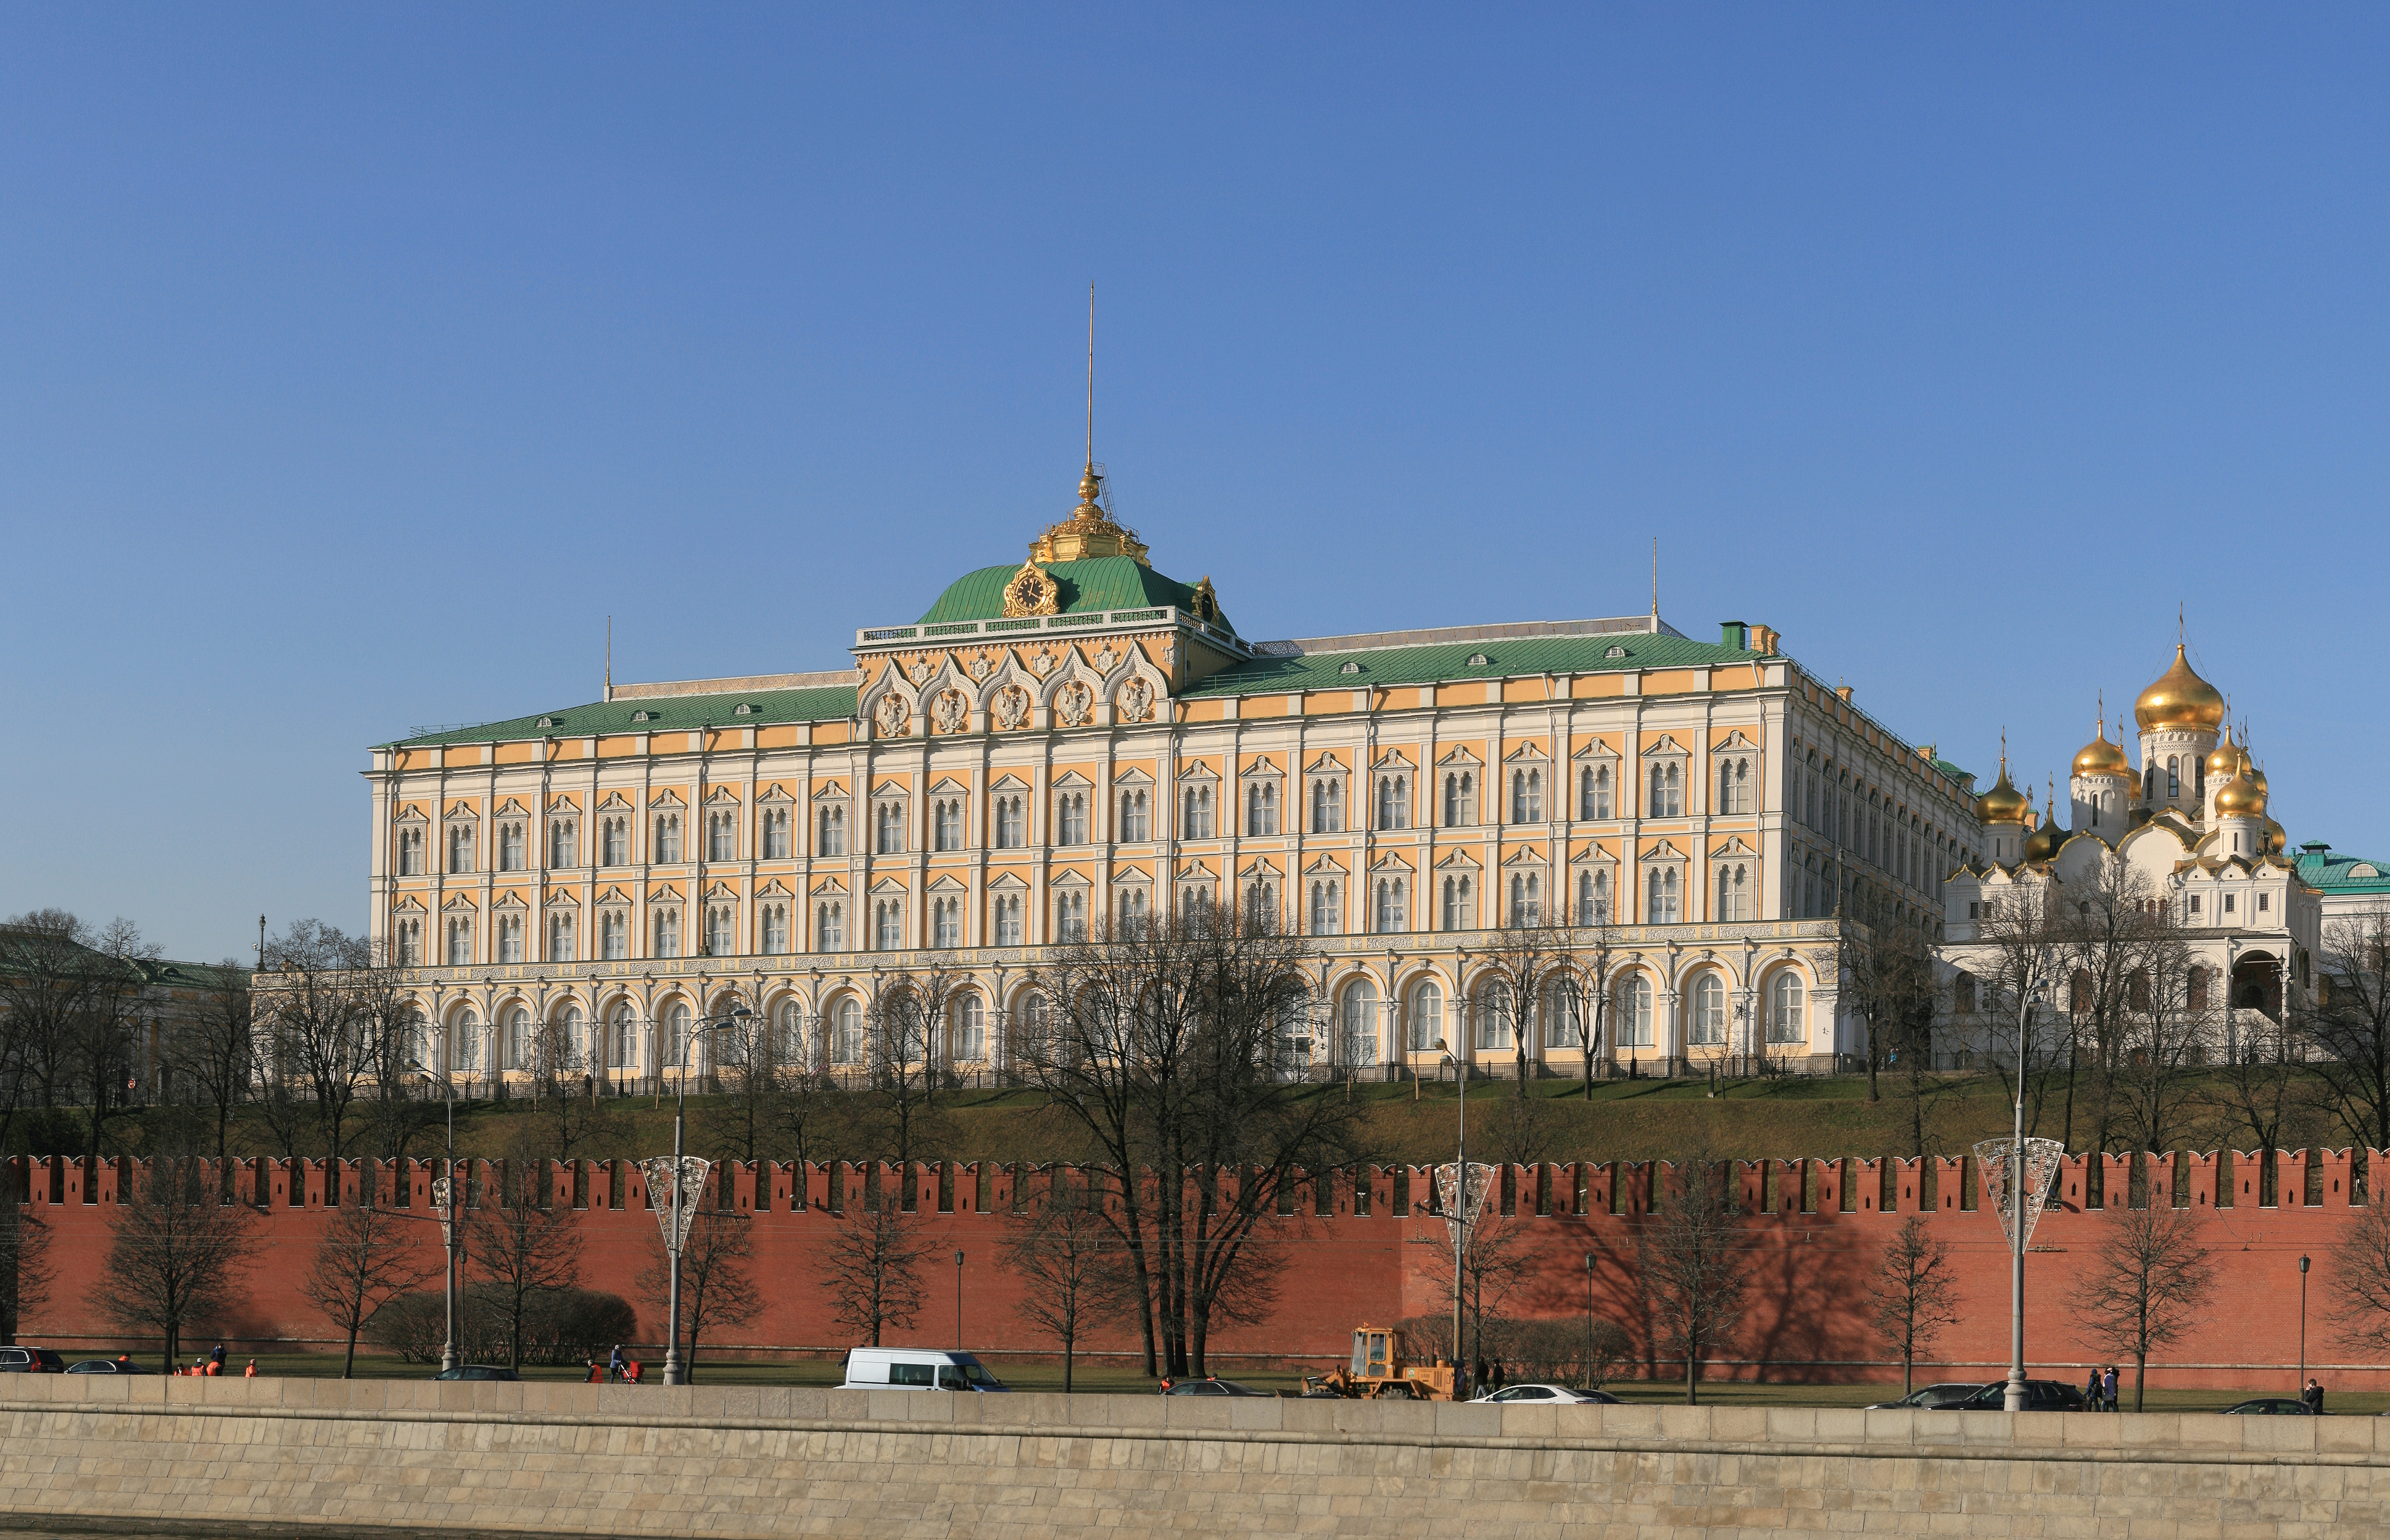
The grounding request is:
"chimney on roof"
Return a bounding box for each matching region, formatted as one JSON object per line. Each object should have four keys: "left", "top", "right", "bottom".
{"left": 1836, "top": 685, "right": 1854, "bottom": 705}
{"left": 1719, "top": 621, "right": 1749, "bottom": 650}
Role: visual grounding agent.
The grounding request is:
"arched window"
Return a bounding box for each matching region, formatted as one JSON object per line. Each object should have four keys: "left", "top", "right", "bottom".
{"left": 992, "top": 893, "right": 1023, "bottom": 945}
{"left": 609, "top": 1006, "right": 636, "bottom": 1072}
{"left": 1341, "top": 980, "right": 1380, "bottom": 1067}
{"left": 1409, "top": 980, "right": 1444, "bottom": 1052}
{"left": 875, "top": 900, "right": 904, "bottom": 950}
{"left": 705, "top": 905, "right": 735, "bottom": 956}
{"left": 818, "top": 806, "right": 846, "bottom": 855}
{"left": 951, "top": 993, "right": 987, "bottom": 1062}
{"left": 762, "top": 807, "right": 790, "bottom": 859}
{"left": 815, "top": 901, "right": 845, "bottom": 950}
{"left": 932, "top": 898, "right": 961, "bottom": 948}
{"left": 1579, "top": 868, "right": 1611, "bottom": 924}
{"left": 708, "top": 811, "right": 735, "bottom": 861}
{"left": 1376, "top": 776, "right": 1408, "bottom": 830}
{"left": 1443, "top": 772, "right": 1476, "bottom": 827}
{"left": 1181, "top": 785, "right": 1213, "bottom": 839}
{"left": 776, "top": 1000, "right": 806, "bottom": 1065}
{"left": 651, "top": 908, "right": 680, "bottom": 958}
{"left": 1613, "top": 975, "right": 1652, "bottom": 1048}
{"left": 1766, "top": 972, "right": 1806, "bottom": 1045}
{"left": 1309, "top": 880, "right": 1341, "bottom": 936}
{"left": 1120, "top": 790, "right": 1150, "bottom": 842}
{"left": 1440, "top": 876, "right": 1475, "bottom": 931}
{"left": 2187, "top": 966, "right": 2210, "bottom": 1012}
{"left": 1476, "top": 981, "right": 1513, "bottom": 1051}
{"left": 2167, "top": 756, "right": 2181, "bottom": 800}
{"left": 658, "top": 1001, "right": 692, "bottom": 1069}
{"left": 1507, "top": 873, "right": 1540, "bottom": 927}
{"left": 451, "top": 1009, "right": 481, "bottom": 1073}
{"left": 1511, "top": 768, "right": 1543, "bottom": 823}
{"left": 935, "top": 800, "right": 964, "bottom": 851}
{"left": 1056, "top": 889, "right": 1087, "bottom": 941}
{"left": 830, "top": 998, "right": 863, "bottom": 1066}
{"left": 1581, "top": 764, "right": 1614, "bottom": 820}
{"left": 1690, "top": 974, "right": 1727, "bottom": 1046}
{"left": 1311, "top": 779, "right": 1344, "bottom": 834}
{"left": 1541, "top": 978, "right": 1583, "bottom": 1049}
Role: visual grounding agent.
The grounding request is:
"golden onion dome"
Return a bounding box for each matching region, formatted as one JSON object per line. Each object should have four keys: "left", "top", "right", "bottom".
{"left": 2023, "top": 802, "right": 2065, "bottom": 863}
{"left": 2264, "top": 817, "right": 2286, "bottom": 855}
{"left": 2134, "top": 644, "right": 2225, "bottom": 733}
{"left": 1977, "top": 756, "right": 2030, "bottom": 825}
{"left": 2073, "top": 717, "right": 2130, "bottom": 777}
{"left": 2214, "top": 753, "right": 2268, "bottom": 818}
{"left": 2203, "top": 724, "right": 2241, "bottom": 780}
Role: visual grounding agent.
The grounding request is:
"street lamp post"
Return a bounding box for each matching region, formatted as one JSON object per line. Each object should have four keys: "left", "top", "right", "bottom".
{"left": 1582, "top": 1251, "right": 1597, "bottom": 1391}
{"left": 2299, "top": 1253, "right": 2312, "bottom": 1394}
{"left": 2003, "top": 983, "right": 2045, "bottom": 1414}
{"left": 1436, "top": 1038, "right": 1469, "bottom": 1391}
{"left": 657, "top": 1006, "right": 748, "bottom": 1387}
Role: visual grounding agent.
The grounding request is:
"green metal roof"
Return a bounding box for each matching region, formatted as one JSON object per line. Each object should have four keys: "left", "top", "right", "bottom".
{"left": 916, "top": 557, "right": 1236, "bottom": 634}
{"left": 1180, "top": 630, "right": 1765, "bottom": 697}
{"left": 2295, "top": 845, "right": 2390, "bottom": 892}
{"left": 383, "top": 685, "right": 859, "bottom": 748}
{"left": 1930, "top": 757, "right": 1974, "bottom": 785}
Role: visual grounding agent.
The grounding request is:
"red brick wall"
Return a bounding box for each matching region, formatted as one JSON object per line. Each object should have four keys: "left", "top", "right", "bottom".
{"left": 9, "top": 1151, "right": 2375, "bottom": 1388}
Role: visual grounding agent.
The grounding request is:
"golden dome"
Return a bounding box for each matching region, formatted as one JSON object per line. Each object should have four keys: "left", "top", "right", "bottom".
{"left": 2264, "top": 817, "right": 2286, "bottom": 855}
{"left": 2073, "top": 717, "right": 2130, "bottom": 777}
{"left": 2214, "top": 752, "right": 2268, "bottom": 818}
{"left": 2134, "top": 644, "right": 2225, "bottom": 733}
{"left": 1977, "top": 756, "right": 2029, "bottom": 825}
{"left": 2023, "top": 801, "right": 2065, "bottom": 863}
{"left": 2203, "top": 724, "right": 2241, "bottom": 780}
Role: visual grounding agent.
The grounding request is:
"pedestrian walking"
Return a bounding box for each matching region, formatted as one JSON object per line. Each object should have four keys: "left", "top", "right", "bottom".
{"left": 608, "top": 1344, "right": 625, "bottom": 1379}
{"left": 2084, "top": 1367, "right": 2103, "bottom": 1412}
{"left": 210, "top": 1344, "right": 226, "bottom": 1371}
{"left": 2304, "top": 1378, "right": 2324, "bottom": 1414}
{"left": 2101, "top": 1366, "right": 2119, "bottom": 1412}
{"left": 243, "top": 1360, "right": 257, "bottom": 1378}
{"left": 1489, "top": 1359, "right": 1507, "bottom": 1392}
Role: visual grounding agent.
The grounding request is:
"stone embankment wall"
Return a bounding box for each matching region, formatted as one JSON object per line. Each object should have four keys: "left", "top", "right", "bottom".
{"left": 6, "top": 1375, "right": 2390, "bottom": 1539}
{"left": 11, "top": 1149, "right": 2378, "bottom": 1387}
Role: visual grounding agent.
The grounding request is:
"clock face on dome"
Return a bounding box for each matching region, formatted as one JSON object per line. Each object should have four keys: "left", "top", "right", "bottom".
{"left": 1002, "top": 562, "right": 1059, "bottom": 618}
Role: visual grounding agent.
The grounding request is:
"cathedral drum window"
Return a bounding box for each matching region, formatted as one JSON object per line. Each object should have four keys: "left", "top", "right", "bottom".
{"left": 932, "top": 689, "right": 969, "bottom": 734}
{"left": 1117, "top": 674, "right": 1155, "bottom": 722}
{"left": 993, "top": 685, "right": 1032, "bottom": 731}
{"left": 874, "top": 693, "right": 910, "bottom": 737}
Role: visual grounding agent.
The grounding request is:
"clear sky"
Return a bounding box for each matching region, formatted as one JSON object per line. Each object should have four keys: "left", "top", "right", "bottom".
{"left": 4, "top": 6, "right": 2384, "bottom": 962}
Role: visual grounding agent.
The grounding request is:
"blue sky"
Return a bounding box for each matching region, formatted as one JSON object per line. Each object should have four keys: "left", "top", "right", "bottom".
{"left": 4, "top": 6, "right": 2384, "bottom": 962}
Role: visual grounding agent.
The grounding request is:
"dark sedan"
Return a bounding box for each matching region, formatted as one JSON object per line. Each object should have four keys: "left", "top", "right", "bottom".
{"left": 66, "top": 1358, "right": 151, "bottom": 1374}
{"left": 1867, "top": 1382, "right": 1985, "bottom": 1410}
{"left": 1161, "top": 1377, "right": 1270, "bottom": 1396}
{"left": 431, "top": 1365, "right": 521, "bottom": 1382}
{"left": 2222, "top": 1397, "right": 2316, "bottom": 1415}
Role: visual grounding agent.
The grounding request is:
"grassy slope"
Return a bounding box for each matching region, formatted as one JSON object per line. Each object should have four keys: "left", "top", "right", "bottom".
{"left": 56, "top": 1066, "right": 2339, "bottom": 1170}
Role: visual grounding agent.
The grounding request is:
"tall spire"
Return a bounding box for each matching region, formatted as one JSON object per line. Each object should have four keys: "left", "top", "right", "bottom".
{"left": 1650, "top": 538, "right": 1659, "bottom": 625}
{"left": 1085, "top": 282, "right": 1096, "bottom": 473}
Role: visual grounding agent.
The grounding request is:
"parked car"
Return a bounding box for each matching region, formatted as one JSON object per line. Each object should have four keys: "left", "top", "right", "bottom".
{"left": 1867, "top": 1382, "right": 1987, "bottom": 1410}
{"left": 431, "top": 1365, "right": 520, "bottom": 1382}
{"left": 838, "top": 1348, "right": 1008, "bottom": 1392}
{"left": 0, "top": 1347, "right": 67, "bottom": 1373}
{"left": 1160, "top": 1377, "right": 1271, "bottom": 1397}
{"left": 1946, "top": 1380, "right": 2087, "bottom": 1411}
{"left": 2222, "top": 1398, "right": 2316, "bottom": 1415}
{"left": 1473, "top": 1383, "right": 1623, "bottom": 1405}
{"left": 66, "top": 1357, "right": 149, "bottom": 1374}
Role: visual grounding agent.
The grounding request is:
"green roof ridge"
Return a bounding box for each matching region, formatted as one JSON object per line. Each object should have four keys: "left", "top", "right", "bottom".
{"left": 916, "top": 556, "right": 1234, "bottom": 633}
{"left": 382, "top": 684, "right": 858, "bottom": 748}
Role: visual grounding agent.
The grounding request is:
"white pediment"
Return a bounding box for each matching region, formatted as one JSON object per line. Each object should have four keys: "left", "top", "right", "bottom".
{"left": 649, "top": 789, "right": 685, "bottom": 808}
{"left": 1437, "top": 746, "right": 1483, "bottom": 768}
{"left": 811, "top": 781, "right": 846, "bottom": 801}
{"left": 1051, "top": 769, "right": 1094, "bottom": 789}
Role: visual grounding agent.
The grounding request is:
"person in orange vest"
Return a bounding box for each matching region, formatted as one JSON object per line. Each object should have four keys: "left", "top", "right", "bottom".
{"left": 243, "top": 1360, "right": 257, "bottom": 1378}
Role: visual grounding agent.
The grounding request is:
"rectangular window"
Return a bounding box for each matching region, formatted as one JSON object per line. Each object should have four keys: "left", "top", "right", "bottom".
{"left": 546, "top": 913, "right": 574, "bottom": 962}
{"left": 996, "top": 796, "right": 1025, "bottom": 848}
{"left": 1057, "top": 793, "right": 1088, "bottom": 845}
{"left": 2258, "top": 892, "right": 2270, "bottom": 914}
{"left": 600, "top": 912, "right": 627, "bottom": 961}
{"left": 1120, "top": 790, "right": 1151, "bottom": 842}
{"left": 762, "top": 808, "right": 790, "bottom": 859}
{"left": 498, "top": 822, "right": 525, "bottom": 871}
{"left": 818, "top": 806, "right": 846, "bottom": 856}
{"left": 447, "top": 825, "right": 476, "bottom": 875}
{"left": 654, "top": 814, "right": 682, "bottom": 863}
{"left": 993, "top": 894, "right": 1023, "bottom": 945}
{"left": 2224, "top": 893, "right": 2236, "bottom": 914}
{"left": 935, "top": 800, "right": 963, "bottom": 851}
{"left": 1181, "top": 785, "right": 1214, "bottom": 838}
{"left": 708, "top": 813, "right": 736, "bottom": 861}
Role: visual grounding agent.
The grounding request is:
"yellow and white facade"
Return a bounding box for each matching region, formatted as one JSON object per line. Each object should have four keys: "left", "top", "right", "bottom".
{"left": 366, "top": 464, "right": 1985, "bottom": 1086}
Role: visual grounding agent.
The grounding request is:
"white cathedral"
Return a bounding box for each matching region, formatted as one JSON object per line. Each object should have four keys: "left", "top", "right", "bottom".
{"left": 1938, "top": 642, "right": 2318, "bottom": 1061}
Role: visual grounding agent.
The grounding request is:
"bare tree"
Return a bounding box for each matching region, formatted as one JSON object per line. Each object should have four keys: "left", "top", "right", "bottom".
{"left": 2305, "top": 907, "right": 2390, "bottom": 1152}
{"left": 1405, "top": 1207, "right": 1541, "bottom": 1381}
{"left": 301, "top": 1185, "right": 439, "bottom": 1376}
{"left": 0, "top": 911, "right": 154, "bottom": 1161}
{"left": 465, "top": 1145, "right": 583, "bottom": 1370}
{"left": 1864, "top": 1215, "right": 1959, "bottom": 1396}
{"left": 2202, "top": 1011, "right": 2323, "bottom": 1204}
{"left": 635, "top": 1210, "right": 760, "bottom": 1381}
{"left": 173, "top": 964, "right": 254, "bottom": 1163}
{"left": 1642, "top": 1148, "right": 1749, "bottom": 1405}
{"left": 2323, "top": 1196, "right": 2390, "bottom": 1356}
{"left": 1970, "top": 884, "right": 2069, "bottom": 1149}
{"left": 998, "top": 1167, "right": 1131, "bottom": 1391}
{"left": 1017, "top": 902, "right": 1359, "bottom": 1378}
{"left": 1843, "top": 916, "right": 1940, "bottom": 1112}
{"left": 255, "top": 920, "right": 376, "bottom": 1158}
{"left": 861, "top": 961, "right": 964, "bottom": 1170}
{"left": 700, "top": 991, "right": 781, "bottom": 1165}
{"left": 1475, "top": 901, "right": 1580, "bottom": 1093}
{"left": 769, "top": 1064, "right": 848, "bottom": 1188}
{"left": 96, "top": 1155, "right": 258, "bottom": 1372}
{"left": 0, "top": 1184, "right": 52, "bottom": 1345}
{"left": 2067, "top": 1201, "right": 2215, "bottom": 1410}
{"left": 814, "top": 1190, "right": 928, "bottom": 1347}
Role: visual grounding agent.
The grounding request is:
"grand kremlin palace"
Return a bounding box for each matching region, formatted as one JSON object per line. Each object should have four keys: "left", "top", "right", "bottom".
{"left": 368, "top": 464, "right": 1990, "bottom": 1088}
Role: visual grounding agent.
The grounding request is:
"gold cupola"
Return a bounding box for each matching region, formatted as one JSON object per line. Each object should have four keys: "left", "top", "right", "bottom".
{"left": 1977, "top": 751, "right": 2030, "bottom": 825}
{"left": 2214, "top": 751, "right": 2268, "bottom": 818}
{"left": 2073, "top": 714, "right": 2130, "bottom": 777}
{"left": 1027, "top": 463, "right": 1152, "bottom": 566}
{"left": 2203, "top": 723, "right": 2242, "bottom": 781}
{"left": 2023, "top": 793, "right": 2065, "bottom": 863}
{"left": 2134, "top": 643, "right": 2225, "bottom": 734}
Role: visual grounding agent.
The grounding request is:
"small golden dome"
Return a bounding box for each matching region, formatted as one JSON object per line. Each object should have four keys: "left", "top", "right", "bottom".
{"left": 1977, "top": 757, "right": 2029, "bottom": 825}
{"left": 2214, "top": 752, "right": 2268, "bottom": 818}
{"left": 2264, "top": 817, "right": 2286, "bottom": 855}
{"left": 2023, "top": 801, "right": 2065, "bottom": 863}
{"left": 2073, "top": 717, "right": 2130, "bottom": 777}
{"left": 2134, "top": 644, "right": 2225, "bottom": 733}
{"left": 2203, "top": 724, "right": 2241, "bottom": 780}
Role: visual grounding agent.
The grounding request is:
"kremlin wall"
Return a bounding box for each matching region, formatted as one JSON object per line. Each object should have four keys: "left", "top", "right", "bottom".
{"left": 10, "top": 1148, "right": 2373, "bottom": 1389}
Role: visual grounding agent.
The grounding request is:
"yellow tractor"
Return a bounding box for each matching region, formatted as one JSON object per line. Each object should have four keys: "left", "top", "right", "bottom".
{"left": 1303, "top": 1324, "right": 1456, "bottom": 1401}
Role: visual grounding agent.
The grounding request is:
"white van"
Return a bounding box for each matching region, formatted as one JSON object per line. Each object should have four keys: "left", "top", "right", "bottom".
{"left": 838, "top": 1348, "right": 1009, "bottom": 1392}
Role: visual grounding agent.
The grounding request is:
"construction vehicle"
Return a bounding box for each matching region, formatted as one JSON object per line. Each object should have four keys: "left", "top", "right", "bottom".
{"left": 1302, "top": 1324, "right": 1456, "bottom": 1401}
